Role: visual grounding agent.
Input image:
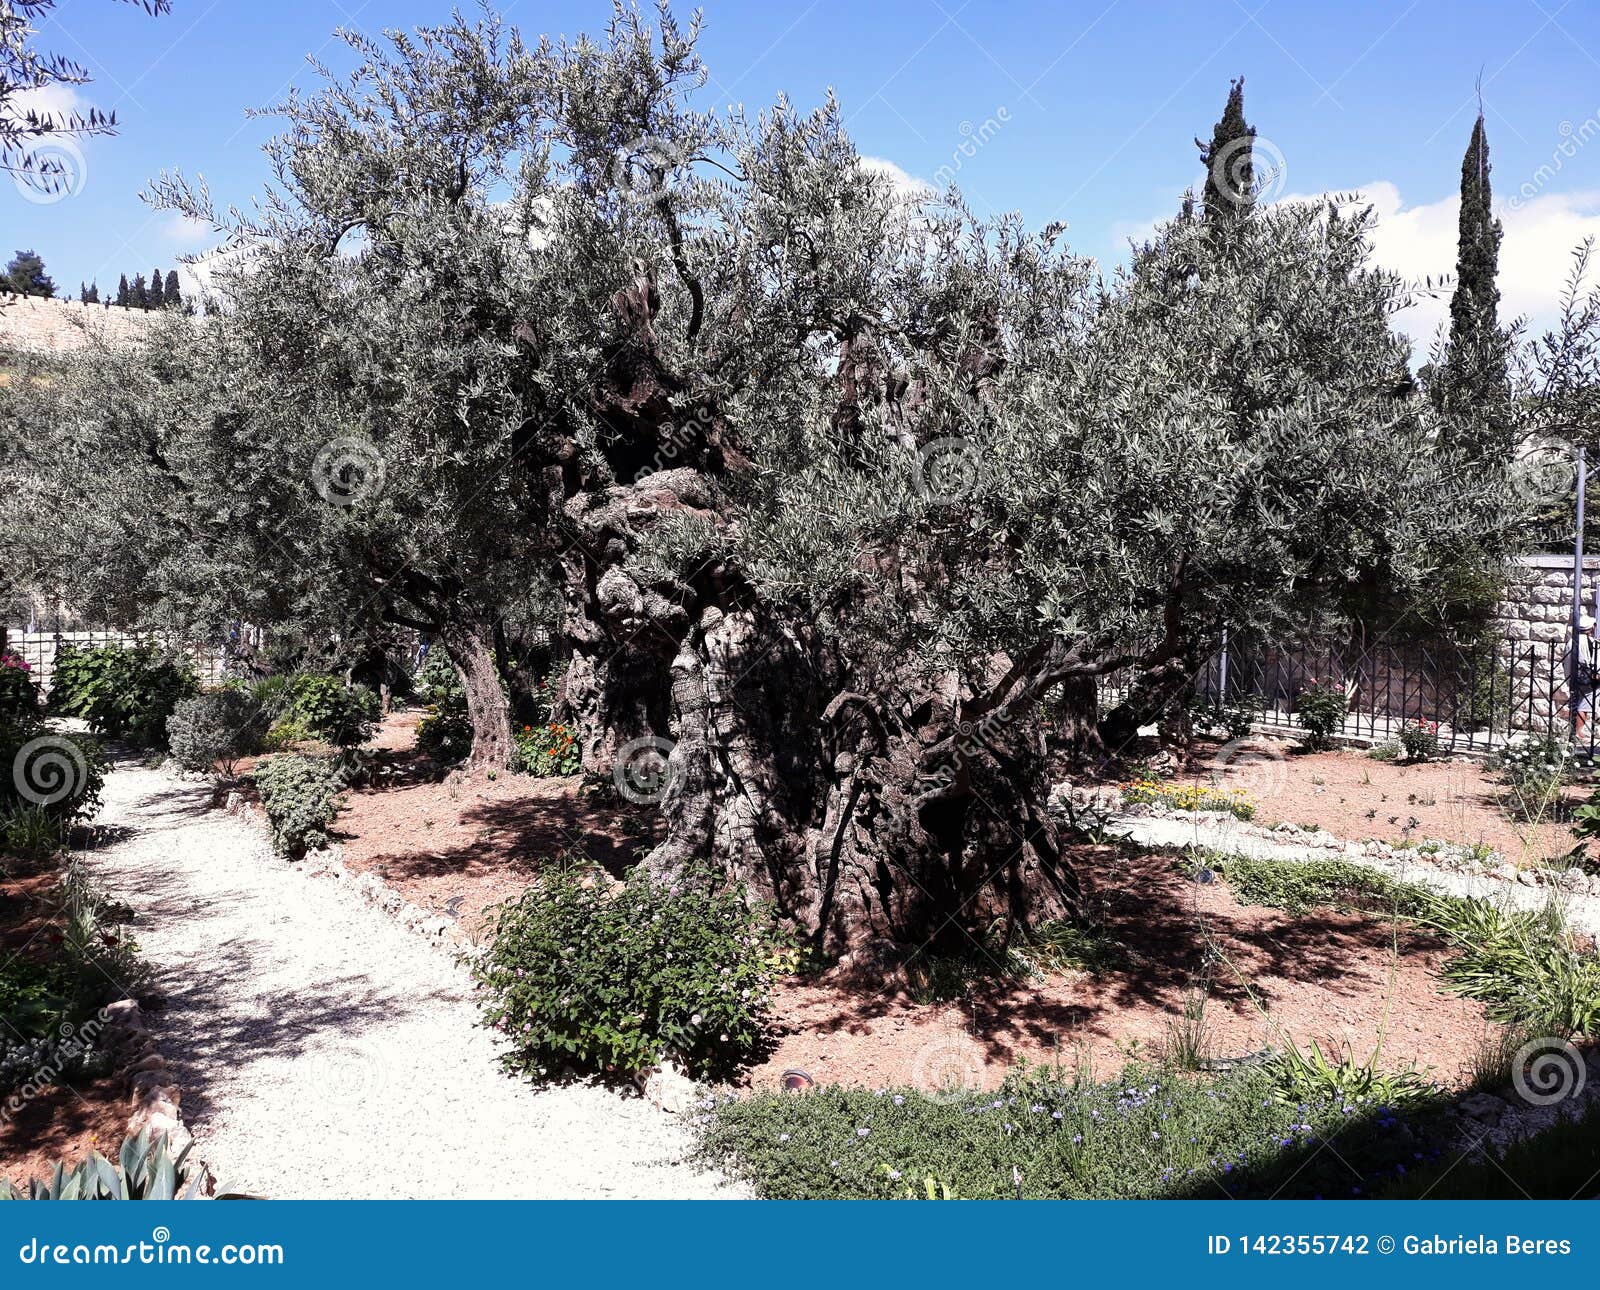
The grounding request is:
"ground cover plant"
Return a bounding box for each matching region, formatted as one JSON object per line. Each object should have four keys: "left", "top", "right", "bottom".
{"left": 700, "top": 1060, "right": 1452, "bottom": 1200}
{"left": 1122, "top": 779, "right": 1255, "bottom": 820}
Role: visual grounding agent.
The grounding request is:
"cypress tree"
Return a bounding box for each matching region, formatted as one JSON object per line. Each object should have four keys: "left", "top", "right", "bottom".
{"left": 164, "top": 269, "right": 181, "bottom": 310}
{"left": 3, "top": 250, "right": 56, "bottom": 297}
{"left": 1432, "top": 112, "right": 1512, "bottom": 458}
{"left": 131, "top": 273, "right": 148, "bottom": 309}
{"left": 1196, "top": 77, "right": 1255, "bottom": 222}
{"left": 116, "top": 274, "right": 131, "bottom": 307}
{"left": 79, "top": 282, "right": 90, "bottom": 303}
{"left": 86, "top": 282, "right": 99, "bottom": 304}
{"left": 148, "top": 268, "right": 164, "bottom": 309}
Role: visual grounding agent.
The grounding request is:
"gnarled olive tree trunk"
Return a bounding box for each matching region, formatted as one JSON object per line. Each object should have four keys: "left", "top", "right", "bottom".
{"left": 439, "top": 621, "right": 514, "bottom": 770}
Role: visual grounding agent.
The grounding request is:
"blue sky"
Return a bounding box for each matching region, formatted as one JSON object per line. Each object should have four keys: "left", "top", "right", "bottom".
{"left": 11, "top": 0, "right": 1600, "bottom": 350}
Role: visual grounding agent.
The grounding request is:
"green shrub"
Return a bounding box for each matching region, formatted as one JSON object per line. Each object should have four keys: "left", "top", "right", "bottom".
{"left": 414, "top": 647, "right": 465, "bottom": 709}
{"left": 0, "top": 1130, "right": 211, "bottom": 1200}
{"left": 510, "top": 721, "right": 581, "bottom": 776}
{"left": 1383, "top": 1098, "right": 1600, "bottom": 1199}
{"left": 281, "top": 674, "right": 379, "bottom": 747}
{"left": 49, "top": 643, "right": 197, "bottom": 746}
{"left": 252, "top": 754, "right": 346, "bottom": 856}
{"left": 261, "top": 716, "right": 313, "bottom": 751}
{"left": 699, "top": 1060, "right": 1452, "bottom": 1199}
{"left": 1397, "top": 718, "right": 1440, "bottom": 763}
{"left": 1367, "top": 739, "right": 1400, "bottom": 761}
{"left": 1293, "top": 681, "right": 1347, "bottom": 750}
{"left": 165, "top": 689, "right": 267, "bottom": 775}
{"left": 248, "top": 674, "right": 293, "bottom": 719}
{"left": 475, "top": 863, "right": 792, "bottom": 1080}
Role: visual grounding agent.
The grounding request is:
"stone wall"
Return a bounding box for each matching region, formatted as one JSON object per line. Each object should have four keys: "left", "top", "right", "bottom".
{"left": 0, "top": 292, "right": 153, "bottom": 356}
{"left": 1494, "top": 552, "right": 1600, "bottom": 645}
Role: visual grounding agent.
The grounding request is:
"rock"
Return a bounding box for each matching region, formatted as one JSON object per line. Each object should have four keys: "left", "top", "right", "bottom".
{"left": 1459, "top": 1092, "right": 1506, "bottom": 1123}
{"left": 103, "top": 998, "right": 140, "bottom": 1025}
{"left": 1495, "top": 862, "right": 1519, "bottom": 882}
{"left": 1517, "top": 869, "right": 1537, "bottom": 887}
{"left": 125, "top": 1053, "right": 166, "bottom": 1074}
{"left": 642, "top": 1058, "right": 700, "bottom": 1115}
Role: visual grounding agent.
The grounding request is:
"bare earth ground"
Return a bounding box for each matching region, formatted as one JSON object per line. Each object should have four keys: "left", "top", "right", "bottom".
{"left": 1167, "top": 737, "right": 1578, "bottom": 864}
{"left": 325, "top": 712, "right": 1496, "bottom": 1097}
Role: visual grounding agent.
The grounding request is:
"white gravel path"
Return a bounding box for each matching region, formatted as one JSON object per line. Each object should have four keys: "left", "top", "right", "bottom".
{"left": 81, "top": 761, "right": 744, "bottom": 1200}
{"left": 1111, "top": 812, "right": 1600, "bottom": 939}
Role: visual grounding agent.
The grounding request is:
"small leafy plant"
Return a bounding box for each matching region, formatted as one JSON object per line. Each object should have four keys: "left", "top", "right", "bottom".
{"left": 0, "top": 1130, "right": 210, "bottom": 1200}
{"left": 475, "top": 862, "right": 791, "bottom": 1080}
{"left": 252, "top": 754, "right": 346, "bottom": 855}
{"left": 1397, "top": 718, "right": 1440, "bottom": 763}
{"left": 49, "top": 643, "right": 197, "bottom": 747}
{"left": 1496, "top": 736, "right": 1571, "bottom": 822}
{"left": 1122, "top": 779, "right": 1255, "bottom": 820}
{"left": 1293, "top": 680, "right": 1348, "bottom": 751}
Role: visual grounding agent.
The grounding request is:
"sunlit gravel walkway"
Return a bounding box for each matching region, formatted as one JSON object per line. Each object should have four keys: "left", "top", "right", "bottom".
{"left": 82, "top": 761, "right": 742, "bottom": 1199}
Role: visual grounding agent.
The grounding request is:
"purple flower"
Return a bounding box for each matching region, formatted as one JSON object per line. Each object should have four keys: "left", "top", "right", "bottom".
{"left": 856, "top": 1127, "right": 870, "bottom": 1137}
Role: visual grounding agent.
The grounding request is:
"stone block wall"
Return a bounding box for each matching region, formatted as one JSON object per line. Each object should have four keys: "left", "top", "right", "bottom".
{"left": 0, "top": 292, "right": 153, "bottom": 356}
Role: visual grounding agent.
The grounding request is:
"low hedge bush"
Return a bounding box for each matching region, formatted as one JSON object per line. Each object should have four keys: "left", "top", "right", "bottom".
{"left": 252, "top": 754, "right": 346, "bottom": 856}
{"left": 166, "top": 689, "right": 267, "bottom": 775}
{"left": 474, "top": 863, "right": 792, "bottom": 1081}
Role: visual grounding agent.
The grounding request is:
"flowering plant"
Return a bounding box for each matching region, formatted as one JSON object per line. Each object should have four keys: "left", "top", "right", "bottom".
{"left": 0, "top": 650, "right": 39, "bottom": 719}
{"left": 512, "top": 721, "right": 581, "bottom": 777}
{"left": 1294, "top": 679, "right": 1348, "bottom": 751}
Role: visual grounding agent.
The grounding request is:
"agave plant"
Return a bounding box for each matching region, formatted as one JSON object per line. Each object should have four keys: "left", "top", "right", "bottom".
{"left": 0, "top": 1130, "right": 210, "bottom": 1200}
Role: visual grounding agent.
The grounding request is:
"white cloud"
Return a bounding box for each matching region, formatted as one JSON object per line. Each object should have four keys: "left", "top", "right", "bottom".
{"left": 161, "top": 214, "right": 213, "bottom": 246}
{"left": 10, "top": 84, "right": 92, "bottom": 129}
{"left": 860, "top": 155, "right": 933, "bottom": 201}
{"left": 1278, "top": 180, "right": 1600, "bottom": 359}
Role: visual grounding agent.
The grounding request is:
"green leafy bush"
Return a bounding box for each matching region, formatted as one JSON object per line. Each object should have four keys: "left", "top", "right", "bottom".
{"left": 252, "top": 754, "right": 346, "bottom": 855}
{"left": 49, "top": 643, "right": 197, "bottom": 746}
{"left": 281, "top": 674, "right": 379, "bottom": 747}
{"left": 0, "top": 715, "right": 107, "bottom": 855}
{"left": 261, "top": 716, "right": 313, "bottom": 752}
{"left": 475, "top": 863, "right": 791, "bottom": 1080}
{"left": 413, "top": 647, "right": 465, "bottom": 709}
{"left": 1397, "top": 718, "right": 1440, "bottom": 763}
{"left": 510, "top": 721, "right": 581, "bottom": 776}
{"left": 165, "top": 689, "right": 267, "bottom": 775}
{"left": 1293, "top": 681, "right": 1347, "bottom": 751}
{"left": 700, "top": 1061, "right": 1452, "bottom": 1200}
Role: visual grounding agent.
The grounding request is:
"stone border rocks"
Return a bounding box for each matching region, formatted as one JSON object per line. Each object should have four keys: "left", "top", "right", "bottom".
{"left": 103, "top": 996, "right": 214, "bottom": 1193}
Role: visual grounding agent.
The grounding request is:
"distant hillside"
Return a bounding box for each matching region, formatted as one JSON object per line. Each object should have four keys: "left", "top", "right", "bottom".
{"left": 0, "top": 292, "right": 156, "bottom": 357}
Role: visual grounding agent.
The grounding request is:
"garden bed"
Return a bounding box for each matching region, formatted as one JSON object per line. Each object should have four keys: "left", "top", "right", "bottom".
{"left": 1166, "top": 737, "right": 1579, "bottom": 864}
{"left": 317, "top": 716, "right": 1493, "bottom": 1096}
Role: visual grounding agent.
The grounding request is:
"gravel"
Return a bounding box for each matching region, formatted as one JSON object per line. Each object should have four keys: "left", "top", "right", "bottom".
{"left": 81, "top": 760, "right": 744, "bottom": 1200}
{"left": 1110, "top": 812, "right": 1600, "bottom": 940}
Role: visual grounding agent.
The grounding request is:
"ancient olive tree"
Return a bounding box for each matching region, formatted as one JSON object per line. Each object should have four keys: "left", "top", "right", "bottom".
{"left": 3, "top": 5, "right": 1512, "bottom": 959}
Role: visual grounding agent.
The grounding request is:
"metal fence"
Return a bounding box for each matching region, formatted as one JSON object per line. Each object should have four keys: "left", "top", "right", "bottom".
{"left": 1100, "top": 633, "right": 1599, "bottom": 759}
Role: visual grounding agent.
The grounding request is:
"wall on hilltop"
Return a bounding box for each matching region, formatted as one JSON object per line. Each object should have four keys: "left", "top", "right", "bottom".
{"left": 0, "top": 292, "right": 154, "bottom": 356}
